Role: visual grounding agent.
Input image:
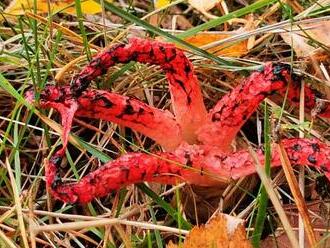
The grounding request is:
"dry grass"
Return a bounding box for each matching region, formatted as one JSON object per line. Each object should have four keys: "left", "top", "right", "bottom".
{"left": 0, "top": 0, "right": 330, "bottom": 247}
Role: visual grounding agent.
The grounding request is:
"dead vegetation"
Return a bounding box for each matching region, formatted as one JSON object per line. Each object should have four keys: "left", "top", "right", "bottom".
{"left": 0, "top": 0, "right": 330, "bottom": 247}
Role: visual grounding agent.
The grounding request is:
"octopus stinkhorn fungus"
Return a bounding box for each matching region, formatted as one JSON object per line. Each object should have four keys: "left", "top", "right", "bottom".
{"left": 26, "top": 38, "right": 330, "bottom": 204}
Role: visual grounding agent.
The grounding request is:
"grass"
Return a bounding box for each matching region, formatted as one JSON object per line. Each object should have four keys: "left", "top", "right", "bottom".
{"left": 251, "top": 103, "right": 272, "bottom": 247}
{"left": 1, "top": 0, "right": 330, "bottom": 247}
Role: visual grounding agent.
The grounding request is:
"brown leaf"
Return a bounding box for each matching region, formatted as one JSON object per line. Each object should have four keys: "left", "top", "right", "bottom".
{"left": 189, "top": 0, "right": 220, "bottom": 12}
{"left": 167, "top": 213, "right": 252, "bottom": 248}
{"left": 280, "top": 20, "right": 330, "bottom": 57}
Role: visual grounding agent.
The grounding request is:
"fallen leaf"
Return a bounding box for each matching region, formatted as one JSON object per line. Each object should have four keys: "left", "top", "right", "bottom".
{"left": 154, "top": 0, "right": 222, "bottom": 19}
{"left": 3, "top": 0, "right": 102, "bottom": 19}
{"left": 184, "top": 32, "right": 248, "bottom": 57}
{"left": 188, "top": 0, "right": 221, "bottom": 19}
{"left": 154, "top": 0, "right": 172, "bottom": 9}
{"left": 167, "top": 213, "right": 252, "bottom": 248}
{"left": 189, "top": 0, "right": 220, "bottom": 12}
{"left": 280, "top": 20, "right": 330, "bottom": 57}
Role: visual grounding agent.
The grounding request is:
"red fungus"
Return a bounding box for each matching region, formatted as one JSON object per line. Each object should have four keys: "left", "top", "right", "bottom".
{"left": 27, "top": 38, "right": 330, "bottom": 204}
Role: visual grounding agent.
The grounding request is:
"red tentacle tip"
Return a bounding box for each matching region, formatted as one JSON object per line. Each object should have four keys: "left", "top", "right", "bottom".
{"left": 45, "top": 151, "right": 79, "bottom": 204}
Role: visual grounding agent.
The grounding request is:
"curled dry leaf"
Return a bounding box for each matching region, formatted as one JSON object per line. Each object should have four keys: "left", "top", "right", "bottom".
{"left": 188, "top": 0, "right": 222, "bottom": 19}
{"left": 280, "top": 20, "right": 330, "bottom": 57}
{"left": 167, "top": 213, "right": 252, "bottom": 248}
{"left": 188, "top": 0, "right": 220, "bottom": 12}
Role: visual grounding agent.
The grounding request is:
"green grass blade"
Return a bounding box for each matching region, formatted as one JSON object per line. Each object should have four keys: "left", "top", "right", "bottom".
{"left": 32, "top": 0, "right": 42, "bottom": 85}
{"left": 148, "top": 206, "right": 163, "bottom": 248}
{"left": 104, "top": 61, "right": 135, "bottom": 89}
{"left": 0, "top": 75, "right": 32, "bottom": 109}
{"left": 137, "top": 183, "right": 191, "bottom": 230}
{"left": 75, "top": 0, "right": 92, "bottom": 60}
{"left": 252, "top": 103, "right": 272, "bottom": 247}
{"left": 13, "top": 108, "right": 22, "bottom": 191}
{"left": 178, "top": 0, "right": 276, "bottom": 39}
{"left": 115, "top": 189, "right": 129, "bottom": 218}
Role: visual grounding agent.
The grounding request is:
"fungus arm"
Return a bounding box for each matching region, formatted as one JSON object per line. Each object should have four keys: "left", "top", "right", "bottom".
{"left": 226, "top": 138, "right": 330, "bottom": 180}
{"left": 32, "top": 86, "right": 183, "bottom": 151}
{"left": 72, "top": 38, "right": 207, "bottom": 143}
{"left": 46, "top": 149, "right": 188, "bottom": 203}
{"left": 197, "top": 63, "right": 330, "bottom": 151}
{"left": 46, "top": 138, "right": 330, "bottom": 204}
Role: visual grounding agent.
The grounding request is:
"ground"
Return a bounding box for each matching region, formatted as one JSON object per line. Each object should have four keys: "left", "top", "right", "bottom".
{"left": 0, "top": 1, "right": 330, "bottom": 247}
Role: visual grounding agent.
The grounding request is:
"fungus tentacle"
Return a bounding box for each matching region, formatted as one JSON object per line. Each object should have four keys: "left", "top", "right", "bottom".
{"left": 72, "top": 38, "right": 207, "bottom": 143}
{"left": 197, "top": 63, "right": 330, "bottom": 151}
{"left": 47, "top": 138, "right": 330, "bottom": 204}
{"left": 35, "top": 86, "right": 183, "bottom": 151}
{"left": 226, "top": 138, "right": 330, "bottom": 180}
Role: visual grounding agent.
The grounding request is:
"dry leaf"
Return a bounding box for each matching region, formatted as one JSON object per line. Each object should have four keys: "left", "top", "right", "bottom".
{"left": 184, "top": 32, "right": 248, "bottom": 57}
{"left": 189, "top": 0, "right": 220, "bottom": 12}
{"left": 3, "top": 0, "right": 102, "bottom": 18}
{"left": 154, "top": 0, "right": 172, "bottom": 9}
{"left": 167, "top": 213, "right": 252, "bottom": 248}
{"left": 188, "top": 0, "right": 221, "bottom": 19}
{"left": 154, "top": 0, "right": 221, "bottom": 19}
{"left": 280, "top": 20, "right": 330, "bottom": 57}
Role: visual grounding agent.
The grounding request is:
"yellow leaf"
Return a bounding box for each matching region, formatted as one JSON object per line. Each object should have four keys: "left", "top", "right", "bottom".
{"left": 3, "top": 0, "right": 103, "bottom": 18}
{"left": 184, "top": 32, "right": 248, "bottom": 57}
{"left": 154, "top": 0, "right": 172, "bottom": 9}
{"left": 167, "top": 213, "right": 252, "bottom": 248}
